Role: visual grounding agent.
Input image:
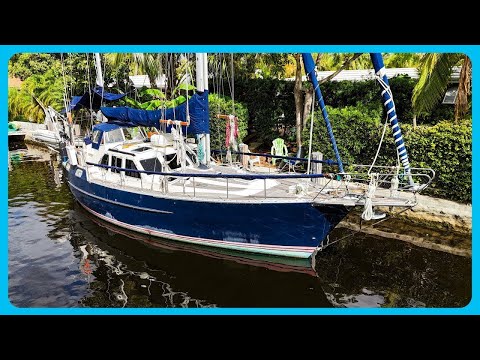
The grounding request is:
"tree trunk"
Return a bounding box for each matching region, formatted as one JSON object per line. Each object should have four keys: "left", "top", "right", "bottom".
{"left": 455, "top": 55, "right": 472, "bottom": 123}
{"left": 302, "top": 87, "right": 313, "bottom": 129}
{"left": 412, "top": 115, "right": 417, "bottom": 129}
{"left": 294, "top": 54, "right": 303, "bottom": 148}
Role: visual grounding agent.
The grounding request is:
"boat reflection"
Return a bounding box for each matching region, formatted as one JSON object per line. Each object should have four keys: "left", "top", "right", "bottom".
{"left": 71, "top": 202, "right": 331, "bottom": 307}
{"left": 76, "top": 203, "right": 317, "bottom": 277}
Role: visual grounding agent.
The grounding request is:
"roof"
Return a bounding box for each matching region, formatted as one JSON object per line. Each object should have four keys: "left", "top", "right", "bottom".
{"left": 286, "top": 66, "right": 461, "bottom": 83}
{"left": 8, "top": 77, "right": 23, "bottom": 88}
{"left": 129, "top": 74, "right": 167, "bottom": 89}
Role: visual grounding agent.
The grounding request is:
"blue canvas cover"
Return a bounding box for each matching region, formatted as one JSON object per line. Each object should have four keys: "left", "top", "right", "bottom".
{"left": 64, "top": 86, "right": 126, "bottom": 113}
{"left": 100, "top": 91, "right": 210, "bottom": 135}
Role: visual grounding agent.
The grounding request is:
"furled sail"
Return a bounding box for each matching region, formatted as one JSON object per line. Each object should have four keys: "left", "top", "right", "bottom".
{"left": 100, "top": 91, "right": 210, "bottom": 135}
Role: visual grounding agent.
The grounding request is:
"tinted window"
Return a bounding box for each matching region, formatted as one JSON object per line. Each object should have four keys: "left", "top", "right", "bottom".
{"left": 111, "top": 156, "right": 123, "bottom": 173}
{"left": 100, "top": 154, "right": 109, "bottom": 166}
{"left": 125, "top": 159, "right": 140, "bottom": 178}
{"left": 140, "top": 158, "right": 162, "bottom": 173}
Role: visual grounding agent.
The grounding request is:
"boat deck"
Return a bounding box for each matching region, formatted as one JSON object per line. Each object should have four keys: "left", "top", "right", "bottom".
{"left": 84, "top": 162, "right": 417, "bottom": 207}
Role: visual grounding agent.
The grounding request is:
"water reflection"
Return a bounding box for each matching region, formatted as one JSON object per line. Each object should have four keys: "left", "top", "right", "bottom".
{"left": 72, "top": 203, "right": 329, "bottom": 307}
{"left": 315, "top": 228, "right": 471, "bottom": 308}
{"left": 8, "top": 145, "right": 471, "bottom": 308}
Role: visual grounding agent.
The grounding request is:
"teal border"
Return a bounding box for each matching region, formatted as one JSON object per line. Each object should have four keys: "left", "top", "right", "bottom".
{"left": 2, "top": 44, "right": 476, "bottom": 315}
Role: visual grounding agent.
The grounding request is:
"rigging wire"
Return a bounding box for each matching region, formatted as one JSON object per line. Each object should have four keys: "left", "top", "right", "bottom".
{"left": 60, "top": 53, "right": 69, "bottom": 114}
{"left": 306, "top": 87, "right": 316, "bottom": 175}
{"left": 368, "top": 74, "right": 398, "bottom": 175}
{"left": 101, "top": 53, "right": 106, "bottom": 107}
{"left": 85, "top": 53, "right": 94, "bottom": 129}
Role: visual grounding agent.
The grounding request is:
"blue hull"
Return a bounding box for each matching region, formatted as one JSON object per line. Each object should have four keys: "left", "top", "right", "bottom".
{"left": 67, "top": 165, "right": 350, "bottom": 258}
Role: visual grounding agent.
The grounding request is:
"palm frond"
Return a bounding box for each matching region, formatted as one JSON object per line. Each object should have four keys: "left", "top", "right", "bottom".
{"left": 106, "top": 53, "right": 132, "bottom": 69}
{"left": 412, "top": 53, "right": 463, "bottom": 116}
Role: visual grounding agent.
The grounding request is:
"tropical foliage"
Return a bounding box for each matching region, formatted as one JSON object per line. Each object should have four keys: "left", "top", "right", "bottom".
{"left": 412, "top": 53, "right": 471, "bottom": 121}
{"left": 9, "top": 67, "right": 65, "bottom": 122}
{"left": 304, "top": 104, "right": 471, "bottom": 203}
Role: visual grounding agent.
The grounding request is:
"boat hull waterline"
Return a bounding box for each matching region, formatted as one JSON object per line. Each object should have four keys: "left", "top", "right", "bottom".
{"left": 67, "top": 165, "right": 350, "bottom": 259}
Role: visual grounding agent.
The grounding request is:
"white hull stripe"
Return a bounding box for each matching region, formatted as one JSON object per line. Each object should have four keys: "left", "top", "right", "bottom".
{"left": 77, "top": 200, "right": 316, "bottom": 258}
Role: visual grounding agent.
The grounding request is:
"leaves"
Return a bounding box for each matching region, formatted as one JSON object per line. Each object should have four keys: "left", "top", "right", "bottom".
{"left": 141, "top": 88, "right": 166, "bottom": 99}
{"left": 412, "top": 53, "right": 463, "bottom": 116}
{"left": 303, "top": 103, "right": 471, "bottom": 203}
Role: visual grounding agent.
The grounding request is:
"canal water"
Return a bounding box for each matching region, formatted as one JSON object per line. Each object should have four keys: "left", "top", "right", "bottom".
{"left": 8, "top": 145, "right": 471, "bottom": 308}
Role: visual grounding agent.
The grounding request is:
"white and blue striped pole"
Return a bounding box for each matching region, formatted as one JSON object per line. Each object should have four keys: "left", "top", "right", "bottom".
{"left": 370, "top": 53, "right": 413, "bottom": 184}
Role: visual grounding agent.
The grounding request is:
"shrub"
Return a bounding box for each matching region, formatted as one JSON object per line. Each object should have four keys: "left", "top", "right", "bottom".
{"left": 304, "top": 104, "right": 471, "bottom": 203}
{"left": 403, "top": 120, "right": 472, "bottom": 202}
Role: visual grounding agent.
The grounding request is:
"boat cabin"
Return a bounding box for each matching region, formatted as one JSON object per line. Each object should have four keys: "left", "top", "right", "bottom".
{"left": 84, "top": 123, "right": 196, "bottom": 184}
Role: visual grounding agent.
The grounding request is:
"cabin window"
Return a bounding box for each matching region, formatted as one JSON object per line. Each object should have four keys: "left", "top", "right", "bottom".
{"left": 125, "top": 159, "right": 140, "bottom": 178}
{"left": 100, "top": 154, "right": 109, "bottom": 166}
{"left": 105, "top": 128, "right": 125, "bottom": 144}
{"left": 140, "top": 157, "right": 162, "bottom": 173}
{"left": 124, "top": 127, "right": 144, "bottom": 141}
{"left": 92, "top": 130, "right": 101, "bottom": 144}
{"left": 111, "top": 156, "right": 123, "bottom": 173}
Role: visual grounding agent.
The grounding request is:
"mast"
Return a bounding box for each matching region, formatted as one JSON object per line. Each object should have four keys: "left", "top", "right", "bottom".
{"left": 94, "top": 53, "right": 104, "bottom": 88}
{"left": 370, "top": 53, "right": 413, "bottom": 185}
{"left": 203, "top": 53, "right": 210, "bottom": 165}
{"left": 302, "top": 53, "right": 344, "bottom": 173}
{"left": 195, "top": 53, "right": 210, "bottom": 167}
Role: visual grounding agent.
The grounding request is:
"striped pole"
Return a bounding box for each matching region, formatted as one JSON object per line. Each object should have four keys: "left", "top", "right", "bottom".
{"left": 370, "top": 53, "right": 413, "bottom": 184}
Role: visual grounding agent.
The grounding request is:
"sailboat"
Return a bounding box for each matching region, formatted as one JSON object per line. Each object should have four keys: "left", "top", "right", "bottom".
{"left": 61, "top": 52, "right": 434, "bottom": 261}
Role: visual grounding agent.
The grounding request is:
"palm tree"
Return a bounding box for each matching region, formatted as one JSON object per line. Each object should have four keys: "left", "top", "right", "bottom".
{"left": 106, "top": 53, "right": 164, "bottom": 89}
{"left": 412, "top": 53, "right": 471, "bottom": 122}
{"left": 8, "top": 70, "right": 65, "bottom": 122}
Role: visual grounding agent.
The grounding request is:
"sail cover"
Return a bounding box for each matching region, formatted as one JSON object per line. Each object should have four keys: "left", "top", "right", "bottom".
{"left": 64, "top": 86, "right": 126, "bottom": 112}
{"left": 100, "top": 90, "right": 210, "bottom": 135}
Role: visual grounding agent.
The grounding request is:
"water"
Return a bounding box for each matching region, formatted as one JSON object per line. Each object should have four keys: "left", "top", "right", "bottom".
{"left": 8, "top": 145, "right": 472, "bottom": 308}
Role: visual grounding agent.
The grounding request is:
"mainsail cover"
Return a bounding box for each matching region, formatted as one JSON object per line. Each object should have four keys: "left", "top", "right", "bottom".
{"left": 65, "top": 86, "right": 126, "bottom": 112}
{"left": 100, "top": 90, "right": 210, "bottom": 135}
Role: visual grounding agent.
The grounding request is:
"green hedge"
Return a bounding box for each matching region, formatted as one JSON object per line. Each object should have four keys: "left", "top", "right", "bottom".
{"left": 231, "top": 76, "right": 456, "bottom": 145}
{"left": 208, "top": 93, "right": 249, "bottom": 151}
{"left": 233, "top": 78, "right": 296, "bottom": 144}
{"left": 303, "top": 106, "right": 472, "bottom": 203}
{"left": 402, "top": 120, "right": 472, "bottom": 202}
